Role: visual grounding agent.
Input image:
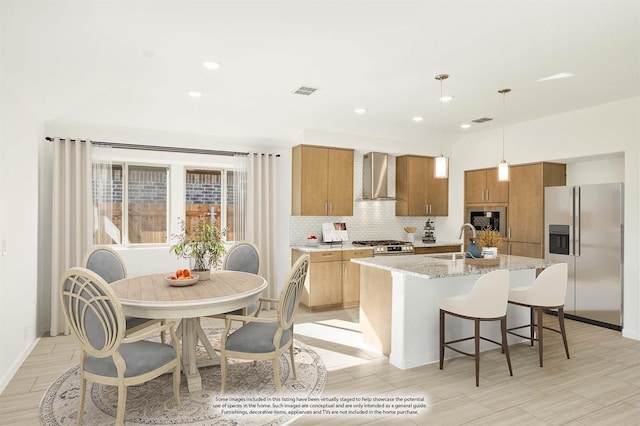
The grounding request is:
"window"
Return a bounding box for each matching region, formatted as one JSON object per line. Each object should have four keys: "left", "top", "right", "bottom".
{"left": 92, "top": 160, "right": 239, "bottom": 245}
{"left": 92, "top": 164, "right": 169, "bottom": 245}
{"left": 185, "top": 169, "right": 240, "bottom": 241}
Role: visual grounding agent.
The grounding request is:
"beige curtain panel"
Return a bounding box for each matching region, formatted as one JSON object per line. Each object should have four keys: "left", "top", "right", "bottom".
{"left": 246, "top": 153, "right": 279, "bottom": 308}
{"left": 49, "top": 138, "right": 93, "bottom": 336}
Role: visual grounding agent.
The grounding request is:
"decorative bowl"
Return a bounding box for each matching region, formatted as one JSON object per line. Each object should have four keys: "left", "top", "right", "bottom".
{"left": 306, "top": 238, "right": 319, "bottom": 246}
{"left": 165, "top": 275, "right": 199, "bottom": 287}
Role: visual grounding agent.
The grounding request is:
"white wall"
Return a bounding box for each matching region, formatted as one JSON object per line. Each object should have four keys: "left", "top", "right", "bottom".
{"left": 448, "top": 97, "right": 640, "bottom": 340}
{"left": 0, "top": 85, "right": 42, "bottom": 391}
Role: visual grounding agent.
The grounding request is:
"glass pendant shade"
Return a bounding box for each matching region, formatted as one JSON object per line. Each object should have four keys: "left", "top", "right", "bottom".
{"left": 498, "top": 160, "right": 509, "bottom": 181}
{"left": 434, "top": 155, "right": 448, "bottom": 179}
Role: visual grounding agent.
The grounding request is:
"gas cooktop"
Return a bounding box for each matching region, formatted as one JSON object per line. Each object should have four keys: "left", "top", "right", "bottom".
{"left": 352, "top": 240, "right": 414, "bottom": 255}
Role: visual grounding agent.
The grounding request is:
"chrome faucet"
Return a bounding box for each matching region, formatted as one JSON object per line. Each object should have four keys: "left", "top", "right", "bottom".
{"left": 458, "top": 223, "right": 477, "bottom": 239}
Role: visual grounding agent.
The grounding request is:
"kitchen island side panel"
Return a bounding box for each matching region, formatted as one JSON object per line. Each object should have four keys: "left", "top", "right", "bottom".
{"left": 359, "top": 265, "right": 392, "bottom": 355}
{"left": 388, "top": 269, "right": 532, "bottom": 370}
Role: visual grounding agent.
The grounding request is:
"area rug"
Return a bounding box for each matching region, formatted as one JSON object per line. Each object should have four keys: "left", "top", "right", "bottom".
{"left": 40, "top": 327, "right": 326, "bottom": 425}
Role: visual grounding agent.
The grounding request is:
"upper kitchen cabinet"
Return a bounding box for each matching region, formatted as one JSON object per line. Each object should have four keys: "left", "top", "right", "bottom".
{"left": 396, "top": 155, "right": 449, "bottom": 216}
{"left": 291, "top": 145, "right": 354, "bottom": 216}
{"left": 465, "top": 168, "right": 509, "bottom": 204}
{"left": 508, "top": 162, "right": 566, "bottom": 257}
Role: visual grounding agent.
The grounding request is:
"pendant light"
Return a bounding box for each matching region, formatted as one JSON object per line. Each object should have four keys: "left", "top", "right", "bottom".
{"left": 497, "top": 88, "right": 511, "bottom": 182}
{"left": 434, "top": 74, "right": 449, "bottom": 179}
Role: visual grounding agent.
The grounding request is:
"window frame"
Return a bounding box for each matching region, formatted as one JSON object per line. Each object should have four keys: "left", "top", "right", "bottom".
{"left": 91, "top": 148, "right": 238, "bottom": 248}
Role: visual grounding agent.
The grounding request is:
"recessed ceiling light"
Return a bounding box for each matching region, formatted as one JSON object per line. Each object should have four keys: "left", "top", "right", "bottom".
{"left": 203, "top": 61, "right": 221, "bottom": 70}
{"left": 461, "top": 123, "right": 471, "bottom": 129}
{"left": 413, "top": 116, "right": 424, "bottom": 122}
{"left": 440, "top": 96, "right": 454, "bottom": 102}
{"left": 538, "top": 72, "right": 574, "bottom": 81}
{"left": 354, "top": 108, "right": 367, "bottom": 114}
{"left": 188, "top": 91, "right": 202, "bottom": 98}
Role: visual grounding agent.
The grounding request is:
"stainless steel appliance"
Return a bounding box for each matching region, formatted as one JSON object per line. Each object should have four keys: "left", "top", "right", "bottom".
{"left": 545, "top": 183, "right": 624, "bottom": 330}
{"left": 465, "top": 206, "right": 507, "bottom": 237}
{"left": 362, "top": 152, "right": 396, "bottom": 200}
{"left": 352, "top": 240, "right": 414, "bottom": 255}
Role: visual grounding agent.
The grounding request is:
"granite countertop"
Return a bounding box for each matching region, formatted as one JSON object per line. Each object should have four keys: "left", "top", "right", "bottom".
{"left": 350, "top": 254, "right": 557, "bottom": 280}
{"left": 291, "top": 241, "right": 462, "bottom": 253}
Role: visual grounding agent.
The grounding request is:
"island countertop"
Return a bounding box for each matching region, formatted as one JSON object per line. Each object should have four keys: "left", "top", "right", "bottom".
{"left": 351, "top": 254, "right": 556, "bottom": 280}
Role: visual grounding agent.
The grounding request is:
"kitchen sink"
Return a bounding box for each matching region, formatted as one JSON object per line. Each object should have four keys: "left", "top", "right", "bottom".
{"left": 427, "top": 253, "right": 466, "bottom": 260}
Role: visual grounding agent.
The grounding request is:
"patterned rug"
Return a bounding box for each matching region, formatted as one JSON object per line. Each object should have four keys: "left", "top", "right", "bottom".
{"left": 39, "top": 327, "right": 326, "bottom": 425}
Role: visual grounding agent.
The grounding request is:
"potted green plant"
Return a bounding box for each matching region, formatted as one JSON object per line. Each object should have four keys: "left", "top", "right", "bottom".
{"left": 170, "top": 217, "right": 226, "bottom": 280}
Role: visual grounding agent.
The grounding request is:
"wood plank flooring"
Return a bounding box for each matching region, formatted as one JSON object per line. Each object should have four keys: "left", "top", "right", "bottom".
{"left": 1, "top": 308, "right": 639, "bottom": 425}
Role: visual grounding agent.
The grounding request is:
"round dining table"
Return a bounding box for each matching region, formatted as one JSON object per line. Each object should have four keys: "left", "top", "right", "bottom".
{"left": 111, "top": 270, "right": 267, "bottom": 392}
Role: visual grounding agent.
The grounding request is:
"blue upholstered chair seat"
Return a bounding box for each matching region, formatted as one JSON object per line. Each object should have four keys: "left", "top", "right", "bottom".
{"left": 84, "top": 340, "right": 177, "bottom": 378}
{"left": 225, "top": 322, "right": 292, "bottom": 353}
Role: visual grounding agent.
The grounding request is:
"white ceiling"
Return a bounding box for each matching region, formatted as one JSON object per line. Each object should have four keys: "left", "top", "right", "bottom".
{"left": 2, "top": 1, "right": 639, "bottom": 150}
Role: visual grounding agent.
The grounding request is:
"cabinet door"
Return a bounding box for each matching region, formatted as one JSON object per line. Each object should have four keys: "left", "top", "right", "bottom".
{"left": 426, "top": 157, "right": 449, "bottom": 216}
{"left": 342, "top": 249, "right": 373, "bottom": 307}
{"left": 509, "top": 241, "right": 542, "bottom": 258}
{"left": 327, "top": 148, "right": 354, "bottom": 216}
{"left": 508, "top": 164, "right": 543, "bottom": 244}
{"left": 486, "top": 168, "right": 509, "bottom": 203}
{"left": 465, "top": 170, "right": 488, "bottom": 204}
{"left": 407, "top": 156, "right": 429, "bottom": 215}
{"left": 306, "top": 261, "right": 342, "bottom": 309}
{"left": 300, "top": 146, "right": 329, "bottom": 215}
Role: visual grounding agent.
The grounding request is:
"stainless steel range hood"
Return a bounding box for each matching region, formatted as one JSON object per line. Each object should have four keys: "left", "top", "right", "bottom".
{"left": 362, "top": 152, "right": 396, "bottom": 200}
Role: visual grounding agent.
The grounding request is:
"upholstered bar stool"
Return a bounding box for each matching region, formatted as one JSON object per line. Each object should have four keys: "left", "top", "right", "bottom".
{"left": 507, "top": 262, "right": 570, "bottom": 367}
{"left": 440, "top": 269, "right": 513, "bottom": 387}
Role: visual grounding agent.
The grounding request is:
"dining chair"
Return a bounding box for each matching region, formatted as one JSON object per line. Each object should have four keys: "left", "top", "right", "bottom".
{"left": 219, "top": 254, "right": 310, "bottom": 394}
{"left": 440, "top": 269, "right": 513, "bottom": 386}
{"left": 59, "top": 267, "right": 181, "bottom": 426}
{"left": 83, "top": 245, "right": 163, "bottom": 337}
{"left": 212, "top": 241, "right": 262, "bottom": 318}
{"left": 507, "top": 262, "right": 570, "bottom": 367}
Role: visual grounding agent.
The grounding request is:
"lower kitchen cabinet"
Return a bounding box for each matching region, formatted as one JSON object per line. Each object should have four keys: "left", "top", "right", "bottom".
{"left": 291, "top": 248, "right": 373, "bottom": 311}
{"left": 413, "top": 244, "right": 462, "bottom": 255}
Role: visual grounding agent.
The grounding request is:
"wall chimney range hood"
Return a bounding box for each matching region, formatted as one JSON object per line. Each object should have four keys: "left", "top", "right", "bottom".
{"left": 362, "top": 152, "right": 396, "bottom": 200}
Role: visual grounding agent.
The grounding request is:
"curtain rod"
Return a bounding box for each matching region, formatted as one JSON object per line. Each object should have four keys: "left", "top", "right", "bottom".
{"left": 45, "top": 136, "right": 250, "bottom": 157}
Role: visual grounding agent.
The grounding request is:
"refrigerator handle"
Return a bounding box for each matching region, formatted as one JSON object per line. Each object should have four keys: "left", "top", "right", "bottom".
{"left": 575, "top": 186, "right": 581, "bottom": 257}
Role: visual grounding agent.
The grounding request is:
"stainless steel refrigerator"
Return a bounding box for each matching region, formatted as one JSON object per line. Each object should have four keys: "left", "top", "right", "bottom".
{"left": 545, "top": 183, "right": 624, "bottom": 330}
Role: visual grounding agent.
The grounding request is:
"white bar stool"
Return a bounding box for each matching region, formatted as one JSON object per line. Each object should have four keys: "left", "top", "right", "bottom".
{"left": 440, "top": 269, "right": 513, "bottom": 387}
{"left": 507, "top": 262, "right": 570, "bottom": 367}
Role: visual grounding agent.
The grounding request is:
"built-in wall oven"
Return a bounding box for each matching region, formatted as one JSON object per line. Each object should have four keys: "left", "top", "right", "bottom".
{"left": 464, "top": 206, "right": 507, "bottom": 237}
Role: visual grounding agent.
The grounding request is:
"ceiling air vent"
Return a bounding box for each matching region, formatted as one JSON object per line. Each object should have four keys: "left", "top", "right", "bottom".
{"left": 292, "top": 86, "right": 318, "bottom": 96}
{"left": 471, "top": 117, "right": 493, "bottom": 123}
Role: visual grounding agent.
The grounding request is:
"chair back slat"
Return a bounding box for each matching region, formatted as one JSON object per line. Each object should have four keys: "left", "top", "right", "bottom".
{"left": 223, "top": 242, "right": 261, "bottom": 275}
{"left": 278, "top": 255, "right": 310, "bottom": 329}
{"left": 60, "top": 267, "right": 125, "bottom": 358}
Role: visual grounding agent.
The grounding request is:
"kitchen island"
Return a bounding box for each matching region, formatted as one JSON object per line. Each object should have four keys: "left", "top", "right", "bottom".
{"left": 351, "top": 254, "right": 558, "bottom": 369}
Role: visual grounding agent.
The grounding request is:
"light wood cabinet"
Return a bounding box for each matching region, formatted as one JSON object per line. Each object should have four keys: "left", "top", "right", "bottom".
{"left": 341, "top": 249, "right": 373, "bottom": 308}
{"left": 396, "top": 155, "right": 448, "bottom": 216}
{"left": 465, "top": 168, "right": 509, "bottom": 204}
{"left": 291, "top": 145, "right": 354, "bottom": 216}
{"left": 507, "top": 162, "right": 566, "bottom": 258}
{"left": 291, "top": 248, "right": 373, "bottom": 311}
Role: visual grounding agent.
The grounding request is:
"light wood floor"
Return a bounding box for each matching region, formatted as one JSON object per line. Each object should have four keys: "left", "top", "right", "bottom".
{"left": 2, "top": 308, "right": 639, "bottom": 425}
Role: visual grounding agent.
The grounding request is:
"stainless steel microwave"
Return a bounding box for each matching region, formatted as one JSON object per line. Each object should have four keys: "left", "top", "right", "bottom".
{"left": 465, "top": 206, "right": 507, "bottom": 237}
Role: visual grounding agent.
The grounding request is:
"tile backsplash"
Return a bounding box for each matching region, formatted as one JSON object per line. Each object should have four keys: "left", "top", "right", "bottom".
{"left": 289, "top": 150, "right": 440, "bottom": 245}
